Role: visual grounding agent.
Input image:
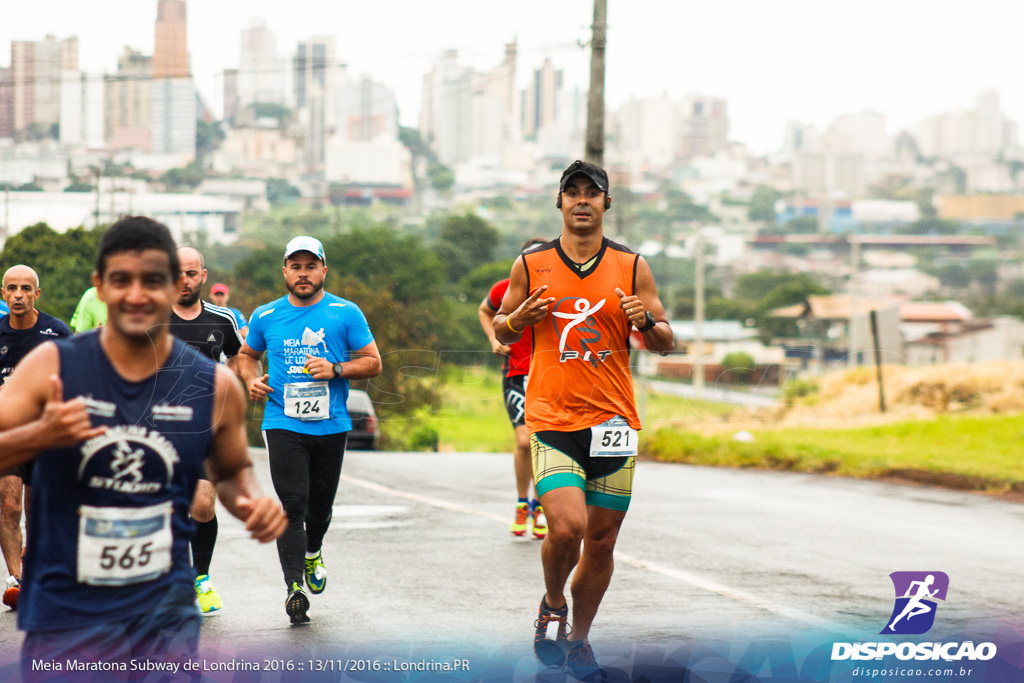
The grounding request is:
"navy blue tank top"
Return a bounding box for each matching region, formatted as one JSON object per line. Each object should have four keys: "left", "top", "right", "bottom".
{"left": 19, "top": 330, "right": 216, "bottom": 632}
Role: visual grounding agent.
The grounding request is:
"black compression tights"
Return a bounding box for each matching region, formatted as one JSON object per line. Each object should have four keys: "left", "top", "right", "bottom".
{"left": 264, "top": 429, "right": 347, "bottom": 588}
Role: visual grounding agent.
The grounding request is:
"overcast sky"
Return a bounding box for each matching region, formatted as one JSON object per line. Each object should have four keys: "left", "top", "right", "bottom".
{"left": 3, "top": 0, "right": 1021, "bottom": 154}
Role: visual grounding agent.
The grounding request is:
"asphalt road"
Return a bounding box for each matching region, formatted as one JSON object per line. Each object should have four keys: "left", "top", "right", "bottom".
{"left": 1, "top": 449, "right": 1022, "bottom": 681}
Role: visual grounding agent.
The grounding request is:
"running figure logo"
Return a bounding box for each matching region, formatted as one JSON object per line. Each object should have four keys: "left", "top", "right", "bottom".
{"left": 301, "top": 327, "right": 328, "bottom": 353}
{"left": 109, "top": 441, "right": 146, "bottom": 484}
{"left": 881, "top": 571, "right": 949, "bottom": 635}
{"left": 552, "top": 297, "right": 608, "bottom": 366}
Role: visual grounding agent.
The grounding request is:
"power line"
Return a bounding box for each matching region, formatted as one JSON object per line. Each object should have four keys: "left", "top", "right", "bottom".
{"left": 1, "top": 40, "right": 584, "bottom": 89}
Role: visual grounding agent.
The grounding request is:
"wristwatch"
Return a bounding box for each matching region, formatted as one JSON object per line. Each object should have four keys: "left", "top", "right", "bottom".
{"left": 637, "top": 311, "right": 657, "bottom": 333}
{"left": 332, "top": 362, "right": 344, "bottom": 378}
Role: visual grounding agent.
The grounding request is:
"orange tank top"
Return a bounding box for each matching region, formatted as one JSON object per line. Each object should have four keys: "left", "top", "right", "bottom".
{"left": 523, "top": 237, "right": 641, "bottom": 433}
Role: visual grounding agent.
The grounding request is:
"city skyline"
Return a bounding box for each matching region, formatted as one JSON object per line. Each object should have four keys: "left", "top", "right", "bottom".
{"left": 2, "top": 0, "right": 1022, "bottom": 154}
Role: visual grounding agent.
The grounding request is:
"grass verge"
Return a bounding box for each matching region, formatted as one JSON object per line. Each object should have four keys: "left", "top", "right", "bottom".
{"left": 643, "top": 414, "right": 1024, "bottom": 493}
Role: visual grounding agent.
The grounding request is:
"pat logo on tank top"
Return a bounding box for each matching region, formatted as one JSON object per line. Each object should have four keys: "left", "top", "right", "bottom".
{"left": 78, "top": 426, "right": 180, "bottom": 495}
{"left": 552, "top": 297, "right": 612, "bottom": 366}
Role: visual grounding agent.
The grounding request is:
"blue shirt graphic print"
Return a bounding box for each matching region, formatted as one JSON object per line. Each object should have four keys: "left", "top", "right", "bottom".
{"left": 246, "top": 293, "right": 374, "bottom": 435}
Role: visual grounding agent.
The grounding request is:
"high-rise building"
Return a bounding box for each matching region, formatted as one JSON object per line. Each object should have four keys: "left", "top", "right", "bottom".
{"left": 60, "top": 70, "right": 104, "bottom": 147}
{"left": 153, "top": 0, "right": 189, "bottom": 79}
{"left": 106, "top": 47, "right": 153, "bottom": 151}
{"left": 223, "top": 68, "right": 239, "bottom": 125}
{"left": 915, "top": 90, "right": 1016, "bottom": 159}
{"left": 615, "top": 95, "right": 677, "bottom": 173}
{"left": 336, "top": 75, "right": 396, "bottom": 142}
{"left": 420, "top": 51, "right": 473, "bottom": 165}
{"left": 522, "top": 58, "right": 561, "bottom": 139}
{"left": 151, "top": 77, "right": 196, "bottom": 155}
{"left": 239, "top": 20, "right": 284, "bottom": 112}
{"left": 0, "top": 68, "right": 12, "bottom": 139}
{"left": 294, "top": 37, "right": 337, "bottom": 165}
{"left": 10, "top": 34, "right": 79, "bottom": 133}
{"left": 677, "top": 95, "right": 728, "bottom": 159}
{"left": 150, "top": 0, "right": 194, "bottom": 156}
{"left": 826, "top": 110, "right": 889, "bottom": 160}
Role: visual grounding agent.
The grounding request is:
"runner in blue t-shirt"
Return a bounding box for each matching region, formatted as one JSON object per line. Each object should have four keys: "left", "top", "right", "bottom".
{"left": 238, "top": 236, "right": 382, "bottom": 625}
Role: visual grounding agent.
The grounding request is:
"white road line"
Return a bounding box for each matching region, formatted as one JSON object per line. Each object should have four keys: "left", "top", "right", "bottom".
{"left": 341, "top": 474, "right": 856, "bottom": 634}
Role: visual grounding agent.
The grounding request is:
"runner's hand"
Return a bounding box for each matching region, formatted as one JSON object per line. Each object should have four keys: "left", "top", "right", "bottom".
{"left": 236, "top": 495, "right": 287, "bottom": 543}
{"left": 248, "top": 373, "right": 273, "bottom": 401}
{"left": 304, "top": 355, "right": 335, "bottom": 380}
{"left": 615, "top": 288, "right": 647, "bottom": 328}
{"left": 511, "top": 285, "right": 555, "bottom": 329}
{"left": 41, "top": 375, "right": 106, "bottom": 447}
{"left": 491, "top": 339, "right": 511, "bottom": 355}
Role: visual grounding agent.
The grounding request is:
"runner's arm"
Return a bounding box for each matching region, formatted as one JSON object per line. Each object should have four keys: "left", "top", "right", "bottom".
{"left": 333, "top": 340, "right": 382, "bottom": 380}
{"left": 0, "top": 343, "right": 105, "bottom": 470}
{"left": 628, "top": 257, "right": 674, "bottom": 354}
{"left": 494, "top": 257, "right": 554, "bottom": 344}
{"left": 478, "top": 296, "right": 510, "bottom": 355}
{"left": 236, "top": 343, "right": 272, "bottom": 400}
{"left": 207, "top": 365, "right": 286, "bottom": 543}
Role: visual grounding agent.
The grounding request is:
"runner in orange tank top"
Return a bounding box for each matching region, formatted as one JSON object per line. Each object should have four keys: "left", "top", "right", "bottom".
{"left": 494, "top": 160, "right": 674, "bottom": 680}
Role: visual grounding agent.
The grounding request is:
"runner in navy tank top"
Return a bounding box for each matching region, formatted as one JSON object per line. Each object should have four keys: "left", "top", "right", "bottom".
{"left": 0, "top": 216, "right": 286, "bottom": 676}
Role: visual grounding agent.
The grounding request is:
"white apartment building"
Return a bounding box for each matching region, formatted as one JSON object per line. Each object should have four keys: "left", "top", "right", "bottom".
{"left": 150, "top": 77, "right": 195, "bottom": 157}
{"left": 59, "top": 71, "right": 105, "bottom": 148}
{"left": 238, "top": 20, "right": 285, "bottom": 111}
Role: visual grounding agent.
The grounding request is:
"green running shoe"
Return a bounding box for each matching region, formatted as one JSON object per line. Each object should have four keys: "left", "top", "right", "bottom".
{"left": 304, "top": 551, "right": 327, "bottom": 594}
{"left": 194, "top": 574, "right": 222, "bottom": 614}
{"left": 286, "top": 581, "right": 310, "bottom": 625}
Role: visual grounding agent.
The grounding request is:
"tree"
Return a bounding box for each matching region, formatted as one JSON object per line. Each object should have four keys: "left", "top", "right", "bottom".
{"left": 250, "top": 102, "right": 291, "bottom": 124}
{"left": 0, "top": 222, "right": 105, "bottom": 322}
{"left": 64, "top": 183, "right": 94, "bottom": 193}
{"left": 160, "top": 162, "right": 206, "bottom": 191}
{"left": 196, "top": 119, "right": 225, "bottom": 162}
{"left": 16, "top": 182, "right": 44, "bottom": 192}
{"left": 266, "top": 178, "right": 301, "bottom": 204}
{"left": 720, "top": 351, "right": 755, "bottom": 384}
{"left": 734, "top": 272, "right": 828, "bottom": 304}
{"left": 427, "top": 163, "right": 455, "bottom": 192}
{"left": 748, "top": 185, "right": 782, "bottom": 223}
{"left": 784, "top": 216, "right": 820, "bottom": 234}
{"left": 433, "top": 214, "right": 500, "bottom": 283}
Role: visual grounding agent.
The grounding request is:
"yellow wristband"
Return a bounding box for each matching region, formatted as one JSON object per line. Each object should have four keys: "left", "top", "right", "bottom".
{"left": 506, "top": 316, "right": 523, "bottom": 334}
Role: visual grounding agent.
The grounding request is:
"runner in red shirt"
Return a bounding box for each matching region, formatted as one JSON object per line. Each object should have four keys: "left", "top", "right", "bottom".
{"left": 478, "top": 238, "right": 548, "bottom": 539}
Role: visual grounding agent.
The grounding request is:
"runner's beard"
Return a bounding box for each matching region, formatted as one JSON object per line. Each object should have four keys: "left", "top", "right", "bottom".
{"left": 178, "top": 288, "right": 201, "bottom": 307}
{"left": 287, "top": 280, "right": 324, "bottom": 300}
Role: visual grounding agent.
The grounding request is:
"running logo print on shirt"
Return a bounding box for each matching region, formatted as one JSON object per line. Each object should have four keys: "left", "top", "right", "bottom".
{"left": 552, "top": 297, "right": 611, "bottom": 366}
{"left": 300, "top": 327, "right": 328, "bottom": 352}
{"left": 79, "top": 426, "right": 181, "bottom": 495}
{"left": 881, "top": 571, "right": 949, "bottom": 635}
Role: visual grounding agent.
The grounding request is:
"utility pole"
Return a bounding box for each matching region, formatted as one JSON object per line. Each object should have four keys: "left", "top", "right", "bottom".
{"left": 93, "top": 167, "right": 101, "bottom": 228}
{"left": 2, "top": 184, "right": 9, "bottom": 248}
{"left": 693, "top": 230, "right": 705, "bottom": 397}
{"left": 585, "top": 0, "right": 607, "bottom": 166}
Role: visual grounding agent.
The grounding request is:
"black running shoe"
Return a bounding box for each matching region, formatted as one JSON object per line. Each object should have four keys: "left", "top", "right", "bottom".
{"left": 564, "top": 641, "right": 606, "bottom": 683}
{"left": 286, "top": 581, "right": 310, "bottom": 625}
{"left": 533, "top": 596, "right": 570, "bottom": 666}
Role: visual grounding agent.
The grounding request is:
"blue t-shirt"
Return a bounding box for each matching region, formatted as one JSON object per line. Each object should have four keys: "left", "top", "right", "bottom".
{"left": 246, "top": 292, "right": 374, "bottom": 435}
{"left": 229, "top": 307, "right": 247, "bottom": 329}
{"left": 0, "top": 302, "right": 8, "bottom": 315}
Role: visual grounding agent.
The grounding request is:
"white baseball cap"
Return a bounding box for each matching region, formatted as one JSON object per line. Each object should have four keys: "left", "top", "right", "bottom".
{"left": 284, "top": 236, "right": 326, "bottom": 264}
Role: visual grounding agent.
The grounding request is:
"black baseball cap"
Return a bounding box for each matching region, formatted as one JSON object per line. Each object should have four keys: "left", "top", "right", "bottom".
{"left": 559, "top": 160, "right": 609, "bottom": 194}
